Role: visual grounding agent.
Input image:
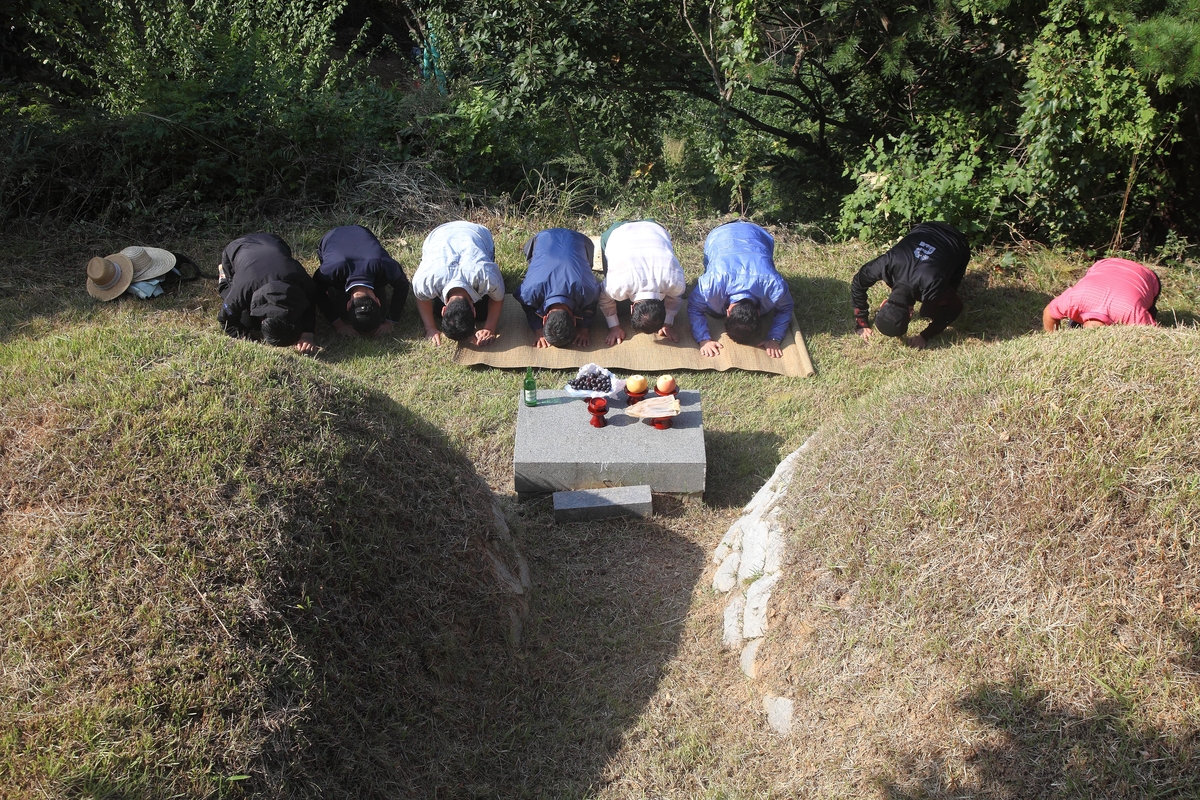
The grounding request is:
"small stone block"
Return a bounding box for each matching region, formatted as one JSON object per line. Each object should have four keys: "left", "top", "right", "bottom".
{"left": 764, "top": 694, "right": 794, "bottom": 735}
{"left": 514, "top": 390, "right": 707, "bottom": 496}
{"left": 552, "top": 485, "right": 653, "bottom": 523}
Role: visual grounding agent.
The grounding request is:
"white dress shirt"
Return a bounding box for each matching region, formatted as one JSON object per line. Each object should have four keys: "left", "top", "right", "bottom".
{"left": 412, "top": 221, "right": 505, "bottom": 303}
{"left": 598, "top": 221, "right": 685, "bottom": 328}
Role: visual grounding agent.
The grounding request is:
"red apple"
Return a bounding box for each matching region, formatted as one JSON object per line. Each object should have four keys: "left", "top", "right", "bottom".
{"left": 656, "top": 374, "right": 677, "bottom": 394}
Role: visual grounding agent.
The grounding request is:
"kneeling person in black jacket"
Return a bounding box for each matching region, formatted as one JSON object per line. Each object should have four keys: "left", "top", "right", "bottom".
{"left": 218, "top": 232, "right": 318, "bottom": 355}
{"left": 850, "top": 221, "right": 970, "bottom": 350}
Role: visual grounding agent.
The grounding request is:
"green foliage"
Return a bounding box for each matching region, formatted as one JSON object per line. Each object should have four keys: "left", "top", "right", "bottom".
{"left": 1008, "top": 0, "right": 1169, "bottom": 242}
{"left": 412, "top": 0, "right": 1196, "bottom": 246}
{"left": 2, "top": 0, "right": 421, "bottom": 220}
{"left": 7, "top": 0, "right": 1200, "bottom": 244}
{"left": 1131, "top": 0, "right": 1200, "bottom": 89}
{"left": 836, "top": 0, "right": 1176, "bottom": 243}
{"left": 838, "top": 115, "right": 997, "bottom": 240}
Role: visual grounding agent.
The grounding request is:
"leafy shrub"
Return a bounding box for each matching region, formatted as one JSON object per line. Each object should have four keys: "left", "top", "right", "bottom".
{"left": 2, "top": 0, "right": 422, "bottom": 221}
{"left": 838, "top": 115, "right": 1000, "bottom": 241}
{"left": 1007, "top": 1, "right": 1170, "bottom": 244}
{"left": 837, "top": 0, "right": 1173, "bottom": 245}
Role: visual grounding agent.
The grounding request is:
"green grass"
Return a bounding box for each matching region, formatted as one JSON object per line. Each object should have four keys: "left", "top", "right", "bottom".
{"left": 3, "top": 213, "right": 1200, "bottom": 797}
{"left": 764, "top": 329, "right": 1200, "bottom": 797}
{"left": 0, "top": 323, "right": 517, "bottom": 796}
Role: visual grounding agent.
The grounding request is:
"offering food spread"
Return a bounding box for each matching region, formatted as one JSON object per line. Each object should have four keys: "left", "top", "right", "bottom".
{"left": 559, "top": 366, "right": 686, "bottom": 423}
{"left": 624, "top": 395, "right": 681, "bottom": 419}
{"left": 513, "top": 387, "right": 707, "bottom": 497}
{"left": 563, "top": 367, "right": 686, "bottom": 429}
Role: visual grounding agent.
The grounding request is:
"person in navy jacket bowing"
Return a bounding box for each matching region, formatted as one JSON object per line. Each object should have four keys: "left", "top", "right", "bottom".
{"left": 688, "top": 220, "right": 794, "bottom": 358}
{"left": 313, "top": 225, "right": 410, "bottom": 338}
{"left": 514, "top": 228, "right": 600, "bottom": 348}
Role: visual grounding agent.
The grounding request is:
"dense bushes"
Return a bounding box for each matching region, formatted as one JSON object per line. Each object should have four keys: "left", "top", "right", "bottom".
{"left": 416, "top": 0, "right": 1200, "bottom": 246}
{"left": 6, "top": 0, "right": 1200, "bottom": 247}
{"left": 1, "top": 0, "right": 424, "bottom": 221}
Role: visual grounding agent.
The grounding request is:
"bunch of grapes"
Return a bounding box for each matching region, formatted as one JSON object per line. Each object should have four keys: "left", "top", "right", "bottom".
{"left": 568, "top": 372, "right": 612, "bottom": 392}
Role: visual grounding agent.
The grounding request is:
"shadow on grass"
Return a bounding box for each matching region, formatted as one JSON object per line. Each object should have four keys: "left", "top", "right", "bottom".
{"left": 1159, "top": 308, "right": 1200, "bottom": 328}
{"left": 3, "top": 324, "right": 696, "bottom": 797}
{"left": 257, "top": 383, "right": 703, "bottom": 798}
{"left": 790, "top": 275, "right": 853, "bottom": 339}
{"left": 787, "top": 272, "right": 1052, "bottom": 345}
{"left": 952, "top": 271, "right": 1053, "bottom": 341}
{"left": 703, "top": 428, "right": 786, "bottom": 509}
{"left": 883, "top": 674, "right": 1200, "bottom": 798}
{"left": 0, "top": 273, "right": 220, "bottom": 342}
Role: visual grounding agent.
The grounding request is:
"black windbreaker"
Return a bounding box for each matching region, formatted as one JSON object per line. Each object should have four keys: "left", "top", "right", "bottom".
{"left": 850, "top": 222, "right": 970, "bottom": 339}
{"left": 217, "top": 232, "right": 317, "bottom": 336}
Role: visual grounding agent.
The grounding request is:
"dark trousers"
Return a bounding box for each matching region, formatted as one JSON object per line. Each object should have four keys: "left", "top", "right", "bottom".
{"left": 917, "top": 290, "right": 964, "bottom": 339}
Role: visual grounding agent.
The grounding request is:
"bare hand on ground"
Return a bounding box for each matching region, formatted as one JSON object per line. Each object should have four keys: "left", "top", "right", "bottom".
{"left": 295, "top": 336, "right": 318, "bottom": 356}
{"left": 574, "top": 329, "right": 591, "bottom": 347}
{"left": 699, "top": 340, "right": 722, "bottom": 357}
{"left": 658, "top": 324, "right": 679, "bottom": 342}
{"left": 857, "top": 327, "right": 872, "bottom": 340}
{"left": 534, "top": 334, "right": 549, "bottom": 348}
{"left": 605, "top": 326, "right": 626, "bottom": 346}
{"left": 473, "top": 328, "right": 496, "bottom": 346}
{"left": 759, "top": 339, "right": 782, "bottom": 358}
{"left": 424, "top": 327, "right": 442, "bottom": 345}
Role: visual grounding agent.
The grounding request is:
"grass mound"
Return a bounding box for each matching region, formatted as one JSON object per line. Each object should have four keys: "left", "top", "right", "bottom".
{"left": 764, "top": 327, "right": 1200, "bottom": 797}
{"left": 0, "top": 321, "right": 521, "bottom": 797}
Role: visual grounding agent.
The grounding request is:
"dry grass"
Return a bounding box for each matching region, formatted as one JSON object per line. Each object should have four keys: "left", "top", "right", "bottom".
{"left": 2, "top": 214, "right": 1200, "bottom": 798}
{"left": 0, "top": 324, "right": 520, "bottom": 796}
{"left": 753, "top": 328, "right": 1200, "bottom": 797}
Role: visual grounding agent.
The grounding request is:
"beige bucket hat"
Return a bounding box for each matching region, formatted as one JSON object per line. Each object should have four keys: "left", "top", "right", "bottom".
{"left": 121, "top": 245, "right": 177, "bottom": 281}
{"left": 86, "top": 254, "right": 135, "bottom": 301}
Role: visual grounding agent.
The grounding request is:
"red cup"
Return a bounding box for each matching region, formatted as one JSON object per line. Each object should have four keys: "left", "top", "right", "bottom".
{"left": 586, "top": 397, "right": 609, "bottom": 428}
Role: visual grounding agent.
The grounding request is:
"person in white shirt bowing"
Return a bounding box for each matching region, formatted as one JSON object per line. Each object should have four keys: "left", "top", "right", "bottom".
{"left": 412, "top": 221, "right": 506, "bottom": 346}
{"left": 597, "top": 220, "right": 687, "bottom": 346}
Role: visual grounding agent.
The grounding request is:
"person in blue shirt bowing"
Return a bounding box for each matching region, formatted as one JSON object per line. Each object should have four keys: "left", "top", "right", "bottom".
{"left": 687, "top": 220, "right": 794, "bottom": 359}
{"left": 513, "top": 228, "right": 600, "bottom": 348}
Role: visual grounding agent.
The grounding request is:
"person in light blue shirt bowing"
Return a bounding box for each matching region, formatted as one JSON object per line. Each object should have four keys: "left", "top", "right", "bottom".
{"left": 688, "top": 220, "right": 794, "bottom": 358}
{"left": 411, "top": 221, "right": 505, "bottom": 346}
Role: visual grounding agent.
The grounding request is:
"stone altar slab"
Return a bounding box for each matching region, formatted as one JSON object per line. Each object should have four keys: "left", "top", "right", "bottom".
{"left": 553, "top": 485, "right": 653, "bottom": 522}
{"left": 514, "top": 390, "right": 706, "bottom": 497}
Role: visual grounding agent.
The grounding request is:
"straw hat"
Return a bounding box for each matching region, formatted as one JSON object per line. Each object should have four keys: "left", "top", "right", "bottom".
{"left": 86, "top": 254, "right": 135, "bottom": 301}
{"left": 121, "top": 245, "right": 177, "bottom": 281}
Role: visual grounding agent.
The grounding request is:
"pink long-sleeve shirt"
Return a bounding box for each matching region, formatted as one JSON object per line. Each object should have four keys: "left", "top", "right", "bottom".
{"left": 1046, "top": 258, "right": 1160, "bottom": 327}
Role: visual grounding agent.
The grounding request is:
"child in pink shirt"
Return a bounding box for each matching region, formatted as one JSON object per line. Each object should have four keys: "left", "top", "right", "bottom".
{"left": 1042, "top": 258, "right": 1161, "bottom": 331}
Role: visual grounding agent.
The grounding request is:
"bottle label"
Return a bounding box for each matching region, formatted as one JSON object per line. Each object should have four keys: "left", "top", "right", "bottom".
{"left": 523, "top": 388, "right": 537, "bottom": 406}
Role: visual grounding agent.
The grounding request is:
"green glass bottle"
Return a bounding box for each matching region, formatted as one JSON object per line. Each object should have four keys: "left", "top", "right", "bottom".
{"left": 523, "top": 366, "right": 537, "bottom": 407}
